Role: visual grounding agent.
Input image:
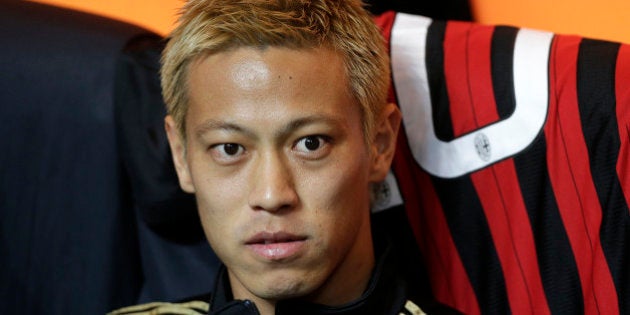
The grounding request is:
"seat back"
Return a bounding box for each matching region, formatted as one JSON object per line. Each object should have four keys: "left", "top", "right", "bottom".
{"left": 0, "top": 2, "right": 219, "bottom": 313}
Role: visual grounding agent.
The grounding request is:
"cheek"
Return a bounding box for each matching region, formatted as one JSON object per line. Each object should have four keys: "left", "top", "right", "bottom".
{"left": 189, "top": 150, "right": 250, "bottom": 214}
{"left": 188, "top": 160, "right": 249, "bottom": 251}
{"left": 195, "top": 189, "right": 232, "bottom": 251}
{"left": 301, "top": 151, "right": 372, "bottom": 228}
{"left": 195, "top": 186, "right": 253, "bottom": 271}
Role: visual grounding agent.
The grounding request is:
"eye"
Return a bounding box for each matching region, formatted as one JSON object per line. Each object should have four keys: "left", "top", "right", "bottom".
{"left": 294, "top": 135, "right": 331, "bottom": 159}
{"left": 210, "top": 143, "right": 245, "bottom": 163}
{"left": 221, "top": 143, "right": 242, "bottom": 155}
{"left": 299, "top": 136, "right": 322, "bottom": 151}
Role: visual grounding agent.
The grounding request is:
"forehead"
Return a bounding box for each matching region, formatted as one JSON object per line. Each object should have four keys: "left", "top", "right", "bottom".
{"left": 188, "top": 46, "right": 348, "bottom": 95}
{"left": 185, "top": 47, "right": 359, "bottom": 134}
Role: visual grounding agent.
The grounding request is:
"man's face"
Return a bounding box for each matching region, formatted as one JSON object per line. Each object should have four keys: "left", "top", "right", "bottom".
{"left": 166, "top": 47, "right": 394, "bottom": 305}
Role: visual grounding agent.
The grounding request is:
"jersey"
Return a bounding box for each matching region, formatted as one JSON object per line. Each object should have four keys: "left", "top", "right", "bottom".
{"left": 374, "top": 11, "right": 630, "bottom": 315}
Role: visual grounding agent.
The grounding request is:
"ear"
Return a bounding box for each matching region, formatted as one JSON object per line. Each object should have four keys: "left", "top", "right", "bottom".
{"left": 165, "top": 115, "right": 196, "bottom": 193}
{"left": 369, "top": 103, "right": 402, "bottom": 182}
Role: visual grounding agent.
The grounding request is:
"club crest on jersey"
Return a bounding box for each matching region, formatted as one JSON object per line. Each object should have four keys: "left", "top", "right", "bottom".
{"left": 371, "top": 171, "right": 404, "bottom": 213}
{"left": 372, "top": 180, "right": 391, "bottom": 208}
{"left": 474, "top": 133, "right": 491, "bottom": 161}
{"left": 391, "top": 13, "right": 554, "bottom": 178}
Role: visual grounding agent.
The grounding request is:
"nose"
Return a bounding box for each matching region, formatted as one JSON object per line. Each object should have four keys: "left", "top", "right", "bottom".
{"left": 248, "top": 151, "right": 298, "bottom": 213}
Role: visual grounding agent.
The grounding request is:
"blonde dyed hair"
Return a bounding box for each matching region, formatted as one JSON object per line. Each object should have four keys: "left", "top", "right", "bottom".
{"left": 161, "top": 0, "right": 390, "bottom": 141}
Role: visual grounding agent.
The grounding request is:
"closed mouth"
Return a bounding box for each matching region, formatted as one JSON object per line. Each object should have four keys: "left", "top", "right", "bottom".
{"left": 245, "top": 231, "right": 307, "bottom": 245}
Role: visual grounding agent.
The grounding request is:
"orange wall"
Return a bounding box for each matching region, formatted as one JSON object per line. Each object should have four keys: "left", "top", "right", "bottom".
{"left": 29, "top": 0, "right": 182, "bottom": 35}
{"left": 31, "top": 0, "right": 630, "bottom": 43}
{"left": 469, "top": 0, "right": 630, "bottom": 43}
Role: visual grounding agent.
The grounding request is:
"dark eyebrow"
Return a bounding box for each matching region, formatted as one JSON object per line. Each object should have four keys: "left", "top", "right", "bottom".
{"left": 194, "top": 115, "right": 345, "bottom": 141}
{"left": 194, "top": 120, "right": 256, "bottom": 140}
{"left": 276, "top": 115, "right": 345, "bottom": 138}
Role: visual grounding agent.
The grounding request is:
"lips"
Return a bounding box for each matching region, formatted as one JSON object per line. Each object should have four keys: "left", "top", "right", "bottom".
{"left": 245, "top": 231, "right": 307, "bottom": 261}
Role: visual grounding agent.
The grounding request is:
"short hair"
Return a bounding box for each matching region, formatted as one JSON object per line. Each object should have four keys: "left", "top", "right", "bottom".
{"left": 161, "top": 0, "right": 390, "bottom": 142}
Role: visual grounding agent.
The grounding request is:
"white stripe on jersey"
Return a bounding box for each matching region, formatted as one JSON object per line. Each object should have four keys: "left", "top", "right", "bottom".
{"left": 391, "top": 13, "right": 554, "bottom": 178}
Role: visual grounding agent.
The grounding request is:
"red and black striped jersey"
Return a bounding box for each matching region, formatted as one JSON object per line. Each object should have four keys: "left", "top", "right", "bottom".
{"left": 374, "top": 12, "right": 630, "bottom": 315}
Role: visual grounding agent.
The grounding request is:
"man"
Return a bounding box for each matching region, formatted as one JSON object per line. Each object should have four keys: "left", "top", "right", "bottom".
{"left": 111, "top": 0, "right": 446, "bottom": 314}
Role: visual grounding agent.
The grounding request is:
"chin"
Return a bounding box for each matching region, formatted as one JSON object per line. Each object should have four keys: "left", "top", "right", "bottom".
{"left": 254, "top": 285, "right": 306, "bottom": 301}
{"left": 250, "top": 273, "right": 317, "bottom": 300}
